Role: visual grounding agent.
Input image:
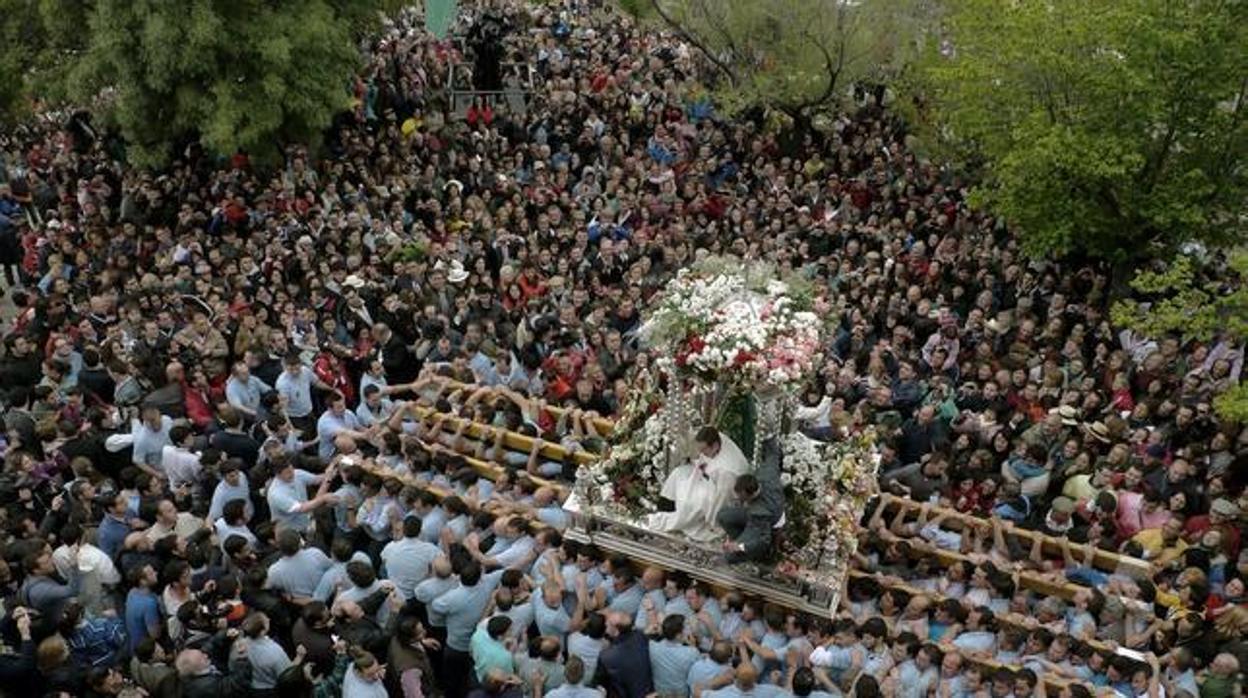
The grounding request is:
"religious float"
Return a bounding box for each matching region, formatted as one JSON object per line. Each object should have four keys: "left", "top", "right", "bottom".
{"left": 565, "top": 256, "right": 880, "bottom": 616}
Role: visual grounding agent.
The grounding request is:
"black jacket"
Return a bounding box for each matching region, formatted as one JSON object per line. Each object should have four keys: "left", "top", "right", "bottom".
{"left": 177, "top": 657, "right": 252, "bottom": 698}
{"left": 595, "top": 629, "right": 652, "bottom": 698}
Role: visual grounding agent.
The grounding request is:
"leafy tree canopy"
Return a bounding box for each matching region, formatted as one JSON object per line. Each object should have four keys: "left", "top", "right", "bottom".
{"left": 1112, "top": 251, "right": 1248, "bottom": 422}
{"left": 916, "top": 0, "right": 1248, "bottom": 261}
{"left": 0, "top": 0, "right": 87, "bottom": 124}
{"left": 3, "top": 0, "right": 400, "bottom": 166}
{"left": 620, "top": 0, "right": 937, "bottom": 120}
{"left": 70, "top": 0, "right": 404, "bottom": 167}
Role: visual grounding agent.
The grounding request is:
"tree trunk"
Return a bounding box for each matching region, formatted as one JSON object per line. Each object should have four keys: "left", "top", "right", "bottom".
{"left": 777, "top": 108, "right": 823, "bottom": 156}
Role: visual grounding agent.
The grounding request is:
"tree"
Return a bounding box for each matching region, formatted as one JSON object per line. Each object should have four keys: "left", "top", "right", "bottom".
{"left": 66, "top": 0, "right": 395, "bottom": 167}
{"left": 1111, "top": 252, "right": 1248, "bottom": 422}
{"left": 916, "top": 0, "right": 1248, "bottom": 262}
{"left": 620, "top": 0, "right": 936, "bottom": 127}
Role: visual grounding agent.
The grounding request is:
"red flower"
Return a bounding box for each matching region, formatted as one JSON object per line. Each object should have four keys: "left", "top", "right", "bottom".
{"left": 733, "top": 350, "right": 756, "bottom": 366}
{"left": 676, "top": 335, "right": 706, "bottom": 368}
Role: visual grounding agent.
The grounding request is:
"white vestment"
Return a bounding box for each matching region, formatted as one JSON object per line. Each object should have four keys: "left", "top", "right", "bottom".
{"left": 646, "top": 432, "right": 751, "bottom": 542}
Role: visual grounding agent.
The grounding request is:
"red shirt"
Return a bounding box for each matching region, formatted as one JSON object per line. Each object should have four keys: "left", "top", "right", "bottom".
{"left": 313, "top": 354, "right": 355, "bottom": 406}
{"left": 183, "top": 383, "right": 215, "bottom": 430}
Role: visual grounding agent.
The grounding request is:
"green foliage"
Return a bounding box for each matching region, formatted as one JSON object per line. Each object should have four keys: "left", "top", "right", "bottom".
{"left": 1112, "top": 252, "right": 1248, "bottom": 421}
{"left": 625, "top": 0, "right": 937, "bottom": 117}
{"left": 715, "top": 392, "right": 757, "bottom": 467}
{"left": 63, "top": 0, "right": 393, "bottom": 167}
{"left": 0, "top": 0, "right": 49, "bottom": 124}
{"left": 917, "top": 0, "right": 1248, "bottom": 260}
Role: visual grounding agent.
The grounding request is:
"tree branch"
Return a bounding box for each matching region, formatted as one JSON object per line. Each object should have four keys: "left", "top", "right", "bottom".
{"left": 647, "top": 0, "right": 738, "bottom": 87}
{"left": 698, "top": 0, "right": 745, "bottom": 70}
{"left": 786, "top": 32, "right": 841, "bottom": 114}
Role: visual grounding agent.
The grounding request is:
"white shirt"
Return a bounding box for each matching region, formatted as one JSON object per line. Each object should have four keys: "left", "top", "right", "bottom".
{"left": 131, "top": 416, "right": 173, "bottom": 466}
{"left": 160, "top": 445, "right": 202, "bottom": 489}
{"left": 214, "top": 519, "right": 259, "bottom": 552}
{"left": 53, "top": 543, "right": 120, "bottom": 585}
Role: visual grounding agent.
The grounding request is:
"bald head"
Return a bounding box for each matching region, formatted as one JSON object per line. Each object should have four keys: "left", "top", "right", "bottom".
{"left": 432, "top": 555, "right": 453, "bottom": 578}
{"left": 175, "top": 649, "right": 211, "bottom": 676}
{"left": 734, "top": 663, "right": 759, "bottom": 690}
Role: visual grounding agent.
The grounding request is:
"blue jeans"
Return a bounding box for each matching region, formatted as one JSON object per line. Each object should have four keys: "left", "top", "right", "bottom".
{"left": 1065, "top": 566, "right": 1109, "bottom": 588}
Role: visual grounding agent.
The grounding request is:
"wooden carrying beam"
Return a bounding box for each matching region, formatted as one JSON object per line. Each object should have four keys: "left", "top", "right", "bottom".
{"left": 416, "top": 404, "right": 597, "bottom": 468}
{"left": 846, "top": 571, "right": 1089, "bottom": 694}
{"left": 441, "top": 379, "right": 616, "bottom": 436}
{"left": 877, "top": 494, "right": 1153, "bottom": 578}
{"left": 356, "top": 457, "right": 1089, "bottom": 694}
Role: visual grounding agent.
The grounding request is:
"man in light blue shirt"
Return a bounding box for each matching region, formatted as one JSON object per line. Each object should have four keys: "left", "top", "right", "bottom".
{"left": 634, "top": 568, "right": 670, "bottom": 631}
{"left": 208, "top": 460, "right": 252, "bottom": 522}
{"left": 275, "top": 355, "right": 318, "bottom": 420}
{"left": 431, "top": 562, "right": 505, "bottom": 652}
{"left": 493, "top": 588, "right": 535, "bottom": 645}
{"left": 355, "top": 384, "right": 398, "bottom": 427}
{"left": 213, "top": 499, "right": 259, "bottom": 553}
{"left": 242, "top": 612, "right": 292, "bottom": 692}
{"left": 548, "top": 656, "right": 605, "bottom": 698}
{"left": 381, "top": 517, "right": 441, "bottom": 599}
{"left": 895, "top": 646, "right": 939, "bottom": 698}
{"left": 431, "top": 561, "right": 505, "bottom": 698}
{"left": 266, "top": 460, "right": 334, "bottom": 534}
{"left": 410, "top": 490, "right": 447, "bottom": 544}
{"left": 535, "top": 581, "right": 579, "bottom": 644}
{"left": 313, "top": 538, "right": 372, "bottom": 603}
{"left": 808, "top": 620, "right": 861, "bottom": 685}
{"left": 744, "top": 610, "right": 790, "bottom": 681}
{"left": 225, "top": 362, "right": 271, "bottom": 420}
{"left": 719, "top": 595, "right": 766, "bottom": 644}
{"left": 131, "top": 408, "right": 173, "bottom": 469}
{"left": 686, "top": 585, "right": 723, "bottom": 651}
{"left": 316, "top": 394, "right": 368, "bottom": 460}
{"left": 703, "top": 664, "right": 789, "bottom": 698}
{"left": 605, "top": 567, "right": 645, "bottom": 619}
{"left": 687, "top": 641, "right": 735, "bottom": 695}
{"left": 414, "top": 555, "right": 457, "bottom": 630}
{"left": 470, "top": 516, "right": 537, "bottom": 571}
{"left": 650, "top": 615, "right": 700, "bottom": 697}
{"left": 266, "top": 529, "right": 333, "bottom": 602}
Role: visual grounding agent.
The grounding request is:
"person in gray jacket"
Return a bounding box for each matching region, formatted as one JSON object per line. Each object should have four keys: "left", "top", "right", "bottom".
{"left": 716, "top": 437, "right": 785, "bottom": 563}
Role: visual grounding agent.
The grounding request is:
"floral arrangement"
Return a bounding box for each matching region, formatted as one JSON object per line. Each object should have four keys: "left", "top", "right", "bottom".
{"left": 640, "top": 257, "right": 824, "bottom": 395}
{"left": 777, "top": 430, "right": 881, "bottom": 574}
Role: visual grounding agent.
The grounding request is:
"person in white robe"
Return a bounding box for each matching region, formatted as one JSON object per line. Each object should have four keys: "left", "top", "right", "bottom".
{"left": 647, "top": 426, "right": 751, "bottom": 542}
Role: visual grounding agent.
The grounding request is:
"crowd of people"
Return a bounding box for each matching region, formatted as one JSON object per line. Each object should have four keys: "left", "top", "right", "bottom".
{"left": 0, "top": 0, "right": 1243, "bottom": 697}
